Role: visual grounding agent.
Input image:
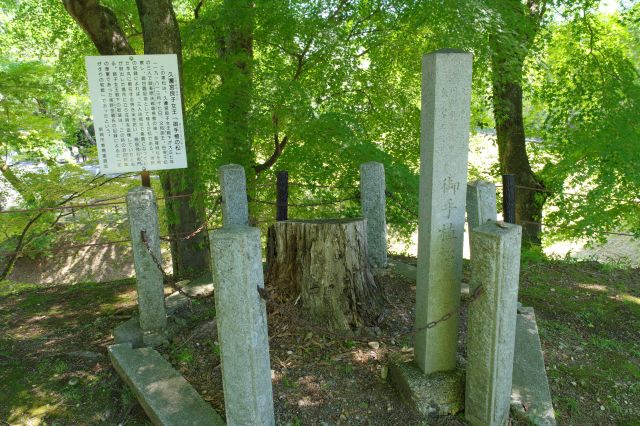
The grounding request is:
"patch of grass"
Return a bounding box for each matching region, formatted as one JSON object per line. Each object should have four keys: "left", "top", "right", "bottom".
{"left": 557, "top": 396, "right": 581, "bottom": 416}
{"left": 0, "top": 278, "right": 150, "bottom": 425}
{"left": 177, "top": 348, "right": 195, "bottom": 364}
{"left": 0, "top": 280, "right": 39, "bottom": 297}
{"left": 520, "top": 255, "right": 640, "bottom": 424}
{"left": 589, "top": 336, "right": 623, "bottom": 351}
{"left": 281, "top": 375, "right": 298, "bottom": 389}
{"left": 343, "top": 339, "right": 357, "bottom": 349}
{"left": 337, "top": 363, "right": 353, "bottom": 377}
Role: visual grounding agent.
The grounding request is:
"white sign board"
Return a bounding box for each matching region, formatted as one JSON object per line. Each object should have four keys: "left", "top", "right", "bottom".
{"left": 85, "top": 54, "right": 187, "bottom": 173}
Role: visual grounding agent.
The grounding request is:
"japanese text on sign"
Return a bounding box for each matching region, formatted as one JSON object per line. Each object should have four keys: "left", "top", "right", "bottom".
{"left": 85, "top": 54, "right": 187, "bottom": 173}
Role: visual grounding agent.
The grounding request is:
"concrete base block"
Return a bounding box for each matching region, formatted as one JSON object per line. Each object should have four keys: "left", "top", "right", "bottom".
{"left": 389, "top": 359, "right": 465, "bottom": 418}
{"left": 108, "top": 343, "right": 224, "bottom": 425}
{"left": 114, "top": 318, "right": 144, "bottom": 348}
{"left": 165, "top": 291, "right": 190, "bottom": 315}
{"left": 113, "top": 317, "right": 167, "bottom": 348}
{"left": 511, "top": 307, "right": 557, "bottom": 426}
{"left": 392, "top": 262, "right": 418, "bottom": 281}
{"left": 182, "top": 274, "right": 215, "bottom": 298}
{"left": 115, "top": 290, "right": 191, "bottom": 349}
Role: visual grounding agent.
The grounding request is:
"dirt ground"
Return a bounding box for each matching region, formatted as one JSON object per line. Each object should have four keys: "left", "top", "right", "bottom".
{"left": 1, "top": 253, "right": 638, "bottom": 425}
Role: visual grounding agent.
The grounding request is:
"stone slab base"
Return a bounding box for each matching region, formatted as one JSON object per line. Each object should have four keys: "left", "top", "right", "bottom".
{"left": 109, "top": 343, "right": 225, "bottom": 425}
{"left": 511, "top": 306, "right": 557, "bottom": 425}
{"left": 114, "top": 289, "right": 193, "bottom": 349}
{"left": 180, "top": 273, "right": 215, "bottom": 298}
{"left": 389, "top": 359, "right": 465, "bottom": 418}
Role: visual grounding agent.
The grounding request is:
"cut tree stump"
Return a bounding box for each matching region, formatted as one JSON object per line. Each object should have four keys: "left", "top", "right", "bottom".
{"left": 266, "top": 219, "right": 384, "bottom": 331}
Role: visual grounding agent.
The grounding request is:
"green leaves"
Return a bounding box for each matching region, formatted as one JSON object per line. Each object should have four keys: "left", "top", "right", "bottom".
{"left": 532, "top": 11, "right": 640, "bottom": 240}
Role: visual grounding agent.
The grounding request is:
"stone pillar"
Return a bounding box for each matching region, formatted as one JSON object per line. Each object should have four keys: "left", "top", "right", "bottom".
{"left": 466, "top": 181, "right": 497, "bottom": 230}
{"left": 360, "top": 162, "right": 387, "bottom": 268}
{"left": 126, "top": 186, "right": 167, "bottom": 346}
{"left": 415, "top": 49, "right": 473, "bottom": 374}
{"left": 465, "top": 221, "right": 522, "bottom": 426}
{"left": 210, "top": 226, "right": 275, "bottom": 426}
{"left": 219, "top": 164, "right": 249, "bottom": 227}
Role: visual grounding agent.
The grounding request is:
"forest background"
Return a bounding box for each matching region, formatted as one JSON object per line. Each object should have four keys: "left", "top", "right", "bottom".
{"left": 0, "top": 0, "right": 638, "bottom": 281}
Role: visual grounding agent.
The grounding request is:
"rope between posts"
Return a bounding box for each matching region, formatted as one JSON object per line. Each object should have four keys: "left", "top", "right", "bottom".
{"left": 0, "top": 239, "right": 133, "bottom": 257}
{"left": 288, "top": 182, "right": 358, "bottom": 190}
{"left": 496, "top": 183, "right": 640, "bottom": 205}
{"left": 0, "top": 190, "right": 221, "bottom": 215}
{"left": 0, "top": 225, "right": 218, "bottom": 258}
{"left": 520, "top": 220, "right": 636, "bottom": 237}
{"left": 250, "top": 195, "right": 360, "bottom": 208}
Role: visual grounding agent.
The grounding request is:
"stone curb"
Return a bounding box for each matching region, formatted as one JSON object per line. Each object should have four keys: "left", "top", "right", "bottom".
{"left": 108, "top": 343, "right": 225, "bottom": 426}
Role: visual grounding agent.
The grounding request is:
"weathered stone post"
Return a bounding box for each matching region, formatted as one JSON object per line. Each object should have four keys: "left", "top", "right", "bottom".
{"left": 126, "top": 186, "right": 167, "bottom": 346}
{"left": 466, "top": 181, "right": 497, "bottom": 230}
{"left": 210, "top": 226, "right": 275, "bottom": 426}
{"left": 219, "top": 164, "right": 249, "bottom": 227}
{"left": 415, "top": 49, "right": 473, "bottom": 374}
{"left": 466, "top": 221, "right": 522, "bottom": 426}
{"left": 360, "top": 161, "right": 387, "bottom": 268}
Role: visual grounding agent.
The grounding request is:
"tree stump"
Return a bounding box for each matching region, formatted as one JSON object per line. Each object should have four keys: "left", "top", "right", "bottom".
{"left": 266, "top": 219, "right": 384, "bottom": 331}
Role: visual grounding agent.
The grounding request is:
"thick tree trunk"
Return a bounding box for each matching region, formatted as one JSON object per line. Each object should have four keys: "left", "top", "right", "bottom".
{"left": 136, "top": 0, "right": 209, "bottom": 278}
{"left": 218, "top": 0, "right": 255, "bottom": 174}
{"left": 490, "top": 9, "right": 547, "bottom": 245}
{"left": 266, "top": 219, "right": 385, "bottom": 331}
{"left": 491, "top": 64, "right": 546, "bottom": 244}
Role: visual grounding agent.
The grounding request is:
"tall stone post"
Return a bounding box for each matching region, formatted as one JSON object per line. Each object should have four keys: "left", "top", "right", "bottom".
{"left": 415, "top": 49, "right": 473, "bottom": 374}
{"left": 210, "top": 226, "right": 275, "bottom": 426}
{"left": 467, "top": 181, "right": 497, "bottom": 230}
{"left": 219, "top": 164, "right": 249, "bottom": 227}
{"left": 126, "top": 186, "right": 167, "bottom": 346}
{"left": 465, "top": 221, "right": 522, "bottom": 426}
{"left": 360, "top": 162, "right": 387, "bottom": 268}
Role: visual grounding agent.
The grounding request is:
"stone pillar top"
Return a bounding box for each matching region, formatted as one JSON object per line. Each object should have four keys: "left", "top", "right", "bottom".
{"left": 218, "top": 163, "right": 249, "bottom": 227}
{"left": 427, "top": 48, "right": 472, "bottom": 56}
{"left": 212, "top": 223, "right": 260, "bottom": 239}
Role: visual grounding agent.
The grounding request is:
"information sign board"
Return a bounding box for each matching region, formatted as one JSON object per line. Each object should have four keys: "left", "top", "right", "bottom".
{"left": 85, "top": 54, "right": 187, "bottom": 173}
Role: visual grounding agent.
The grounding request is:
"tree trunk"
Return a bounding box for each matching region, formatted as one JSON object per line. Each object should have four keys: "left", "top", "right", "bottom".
{"left": 490, "top": 3, "right": 548, "bottom": 245}
{"left": 266, "top": 219, "right": 385, "bottom": 331}
{"left": 218, "top": 0, "right": 255, "bottom": 174}
{"left": 491, "top": 61, "right": 546, "bottom": 244}
{"left": 136, "top": 0, "right": 209, "bottom": 279}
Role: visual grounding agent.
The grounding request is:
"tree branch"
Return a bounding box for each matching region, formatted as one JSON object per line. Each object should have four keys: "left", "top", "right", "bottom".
{"left": 254, "top": 134, "right": 289, "bottom": 175}
{"left": 62, "top": 0, "right": 135, "bottom": 55}
{"left": 194, "top": 0, "right": 205, "bottom": 19}
{"left": 0, "top": 173, "right": 129, "bottom": 282}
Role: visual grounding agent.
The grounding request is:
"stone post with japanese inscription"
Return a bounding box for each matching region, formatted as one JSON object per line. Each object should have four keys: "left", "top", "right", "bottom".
{"left": 360, "top": 162, "right": 388, "bottom": 268}
{"left": 219, "top": 164, "right": 249, "bottom": 227}
{"left": 126, "top": 186, "right": 167, "bottom": 347}
{"left": 414, "top": 50, "right": 473, "bottom": 374}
